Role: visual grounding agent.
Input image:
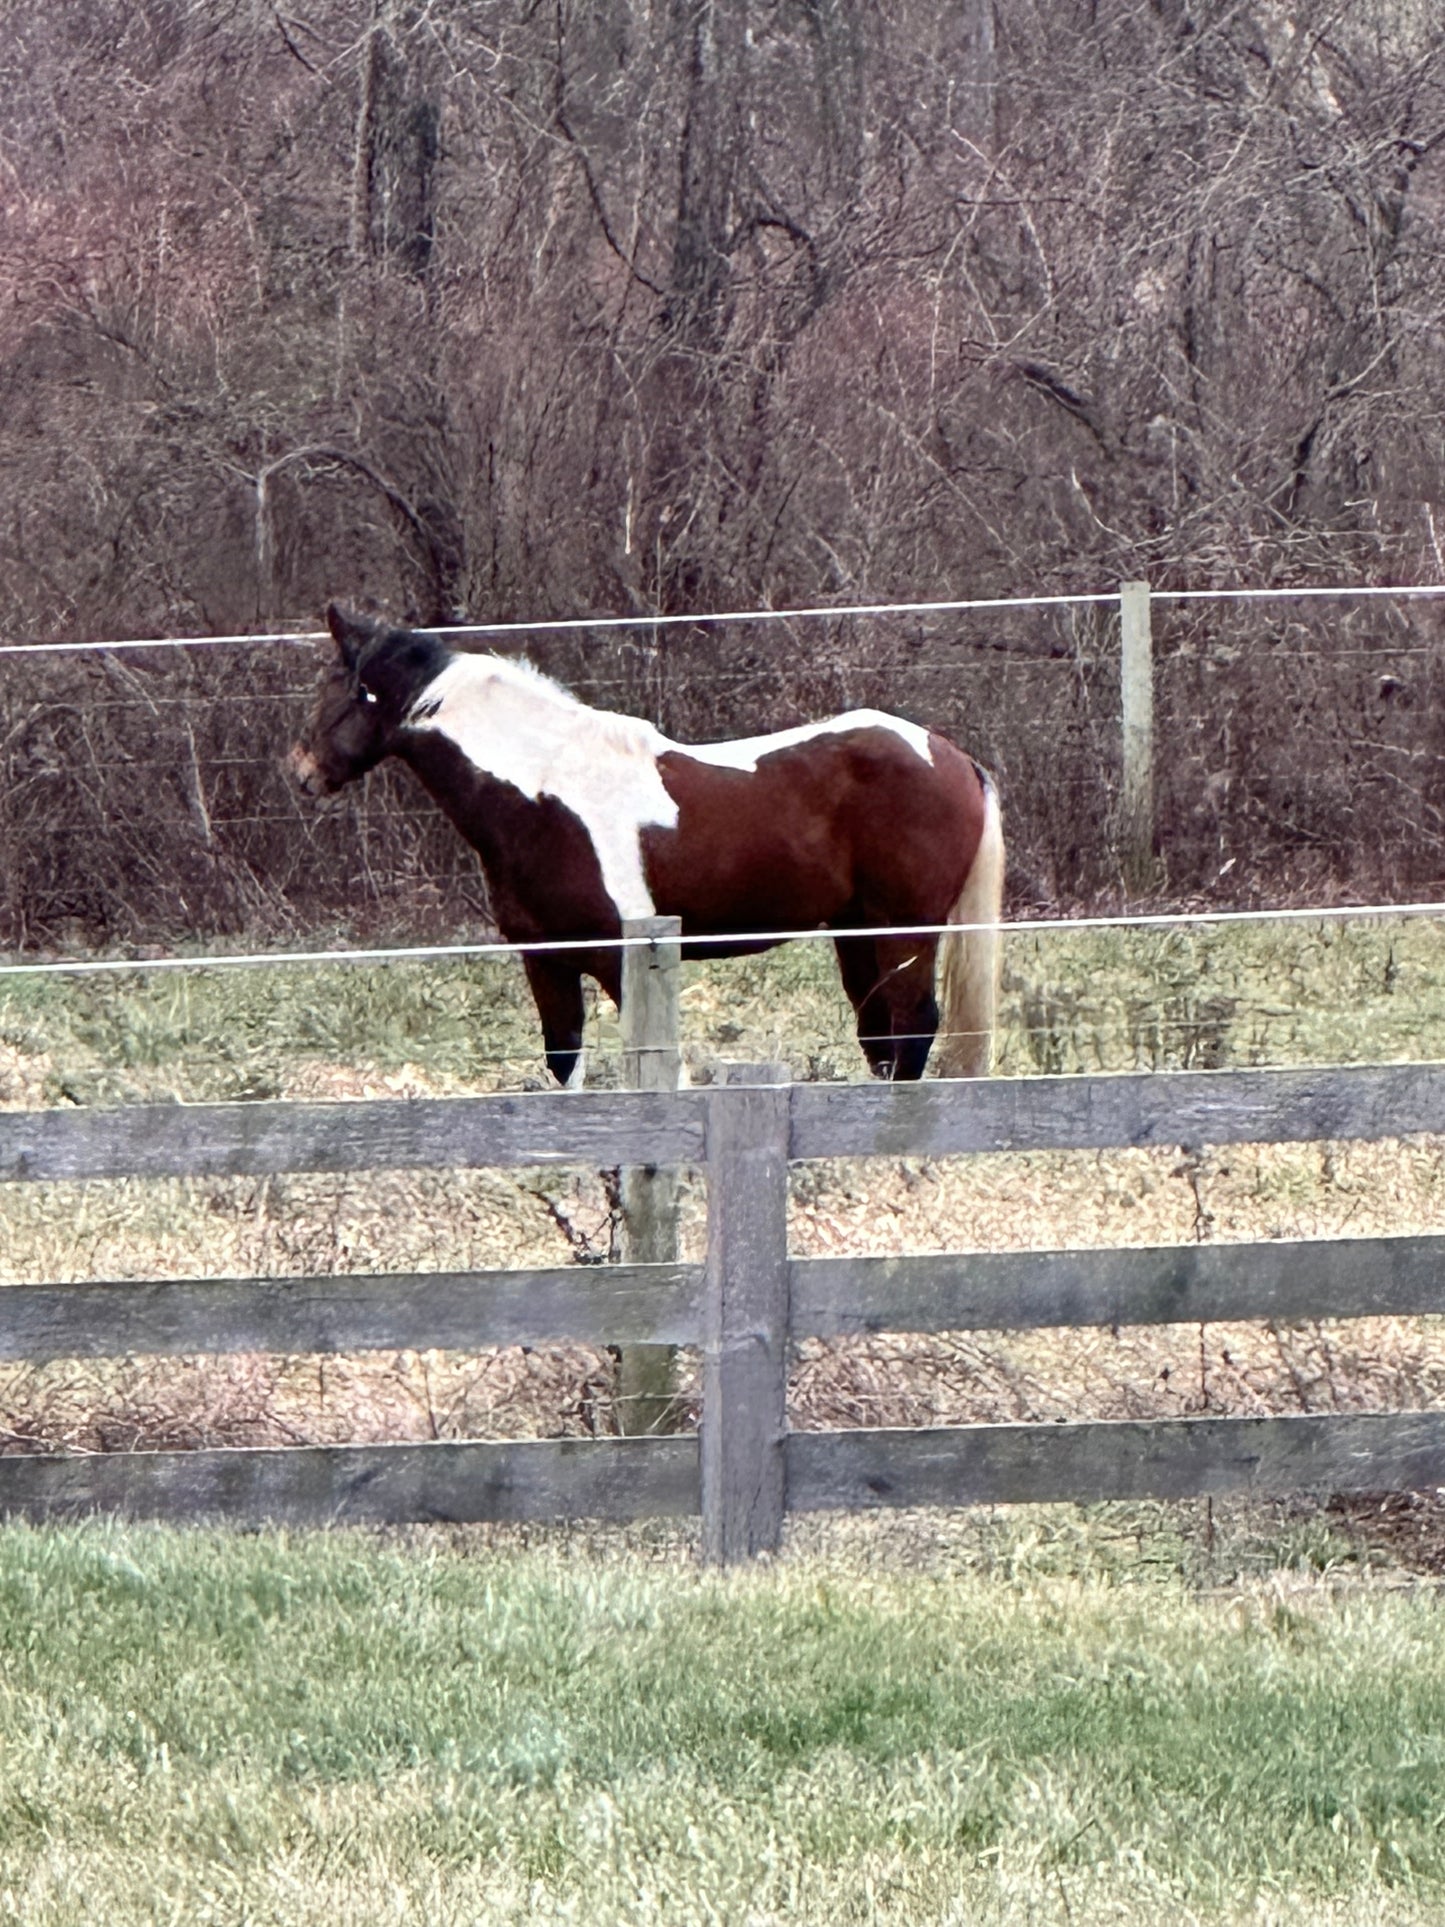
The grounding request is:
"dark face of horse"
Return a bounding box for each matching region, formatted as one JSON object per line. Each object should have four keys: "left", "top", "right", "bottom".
{"left": 287, "top": 606, "right": 404, "bottom": 796}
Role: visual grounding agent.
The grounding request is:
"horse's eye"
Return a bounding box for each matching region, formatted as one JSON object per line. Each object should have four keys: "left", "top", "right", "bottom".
{"left": 360, "top": 686, "right": 378, "bottom": 707}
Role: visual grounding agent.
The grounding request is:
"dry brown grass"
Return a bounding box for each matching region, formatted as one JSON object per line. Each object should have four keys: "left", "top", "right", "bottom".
{"left": 4, "top": 923, "right": 1445, "bottom": 1471}
{"left": 3, "top": 1048, "right": 1445, "bottom": 1462}
{"left": 788, "top": 1135, "right": 1445, "bottom": 1433}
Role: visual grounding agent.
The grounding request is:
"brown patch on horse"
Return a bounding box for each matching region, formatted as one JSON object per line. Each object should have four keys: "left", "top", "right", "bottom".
{"left": 643, "top": 727, "right": 986, "bottom": 937}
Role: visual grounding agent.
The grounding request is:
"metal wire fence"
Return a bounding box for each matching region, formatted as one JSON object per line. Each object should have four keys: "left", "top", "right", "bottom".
{"left": 0, "top": 578, "right": 1441, "bottom": 957}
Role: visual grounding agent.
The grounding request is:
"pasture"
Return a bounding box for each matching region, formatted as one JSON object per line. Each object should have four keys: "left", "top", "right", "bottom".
{"left": 0, "top": 907, "right": 1431, "bottom": 1106}
{"left": 4, "top": 1515, "right": 1445, "bottom": 1925}
{"left": 1, "top": 915, "right": 1445, "bottom": 1456}
{"left": 4, "top": 915, "right": 1445, "bottom": 1920}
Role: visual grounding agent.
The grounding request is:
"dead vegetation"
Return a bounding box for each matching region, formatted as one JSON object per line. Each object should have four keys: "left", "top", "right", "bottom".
{"left": 0, "top": 928, "right": 1443, "bottom": 1591}
{"left": 3, "top": 4, "right": 1445, "bottom": 943}
{"left": 4, "top": 1114, "right": 1445, "bottom": 1472}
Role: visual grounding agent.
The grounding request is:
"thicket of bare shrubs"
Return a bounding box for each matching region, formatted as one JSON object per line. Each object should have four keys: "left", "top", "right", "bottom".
{"left": 1, "top": 1, "right": 1445, "bottom": 944}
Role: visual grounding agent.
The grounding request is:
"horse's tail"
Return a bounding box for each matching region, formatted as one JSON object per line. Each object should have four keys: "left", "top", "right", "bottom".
{"left": 933, "top": 768, "right": 1004, "bottom": 1078}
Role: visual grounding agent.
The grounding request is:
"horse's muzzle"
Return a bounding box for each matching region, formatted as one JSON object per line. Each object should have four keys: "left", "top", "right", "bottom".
{"left": 285, "top": 744, "right": 332, "bottom": 797}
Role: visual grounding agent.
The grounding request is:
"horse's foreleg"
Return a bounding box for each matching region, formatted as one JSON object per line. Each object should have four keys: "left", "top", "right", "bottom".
{"left": 522, "top": 954, "right": 588, "bottom": 1087}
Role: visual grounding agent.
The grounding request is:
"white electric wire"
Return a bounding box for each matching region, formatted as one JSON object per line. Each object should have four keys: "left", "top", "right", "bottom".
{"left": 0, "top": 896, "right": 1439, "bottom": 980}
{"left": 5, "top": 579, "right": 1445, "bottom": 657}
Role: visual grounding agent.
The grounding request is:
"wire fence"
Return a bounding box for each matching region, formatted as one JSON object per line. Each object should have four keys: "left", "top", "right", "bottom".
{"left": 0, "top": 895, "right": 1436, "bottom": 979}
{"left": 1, "top": 576, "right": 1443, "bottom": 964}
{"left": 4, "top": 578, "right": 1445, "bottom": 657}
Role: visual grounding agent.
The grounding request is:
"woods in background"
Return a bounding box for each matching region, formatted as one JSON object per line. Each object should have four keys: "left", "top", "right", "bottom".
{"left": 1, "top": 1, "right": 1444, "bottom": 943}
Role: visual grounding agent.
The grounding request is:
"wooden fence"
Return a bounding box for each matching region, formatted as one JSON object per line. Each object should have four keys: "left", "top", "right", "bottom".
{"left": 3, "top": 1057, "right": 1445, "bottom": 1559}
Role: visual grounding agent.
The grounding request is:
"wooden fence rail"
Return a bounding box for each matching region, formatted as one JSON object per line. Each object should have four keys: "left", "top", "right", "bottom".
{"left": 3, "top": 1059, "right": 1445, "bottom": 1558}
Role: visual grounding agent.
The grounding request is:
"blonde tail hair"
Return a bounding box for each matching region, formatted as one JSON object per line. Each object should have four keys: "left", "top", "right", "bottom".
{"left": 933, "top": 772, "right": 1004, "bottom": 1078}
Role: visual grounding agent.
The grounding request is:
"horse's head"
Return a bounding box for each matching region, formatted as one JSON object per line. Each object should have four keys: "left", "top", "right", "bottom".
{"left": 287, "top": 605, "right": 419, "bottom": 796}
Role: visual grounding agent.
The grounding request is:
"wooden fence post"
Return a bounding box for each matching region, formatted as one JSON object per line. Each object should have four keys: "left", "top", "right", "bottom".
{"left": 1120, "top": 578, "right": 1155, "bottom": 892}
{"left": 701, "top": 1061, "right": 791, "bottom": 1563}
{"left": 617, "top": 915, "right": 683, "bottom": 1435}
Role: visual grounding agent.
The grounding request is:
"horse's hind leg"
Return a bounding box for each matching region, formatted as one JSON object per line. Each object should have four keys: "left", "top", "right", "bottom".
{"left": 834, "top": 934, "right": 898, "bottom": 1078}
{"left": 522, "top": 954, "right": 588, "bottom": 1087}
{"left": 873, "top": 936, "right": 941, "bottom": 1081}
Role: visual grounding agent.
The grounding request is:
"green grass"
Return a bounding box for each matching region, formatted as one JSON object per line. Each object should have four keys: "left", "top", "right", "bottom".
{"left": 0, "top": 956, "right": 547, "bottom": 1105}
{"left": 2, "top": 911, "right": 1444, "bottom": 1104}
{"left": 1, "top": 1520, "right": 1444, "bottom": 1923}
{"left": 1, "top": 924, "right": 1442, "bottom": 1922}
{"left": 999, "top": 916, "right": 1445, "bottom": 1077}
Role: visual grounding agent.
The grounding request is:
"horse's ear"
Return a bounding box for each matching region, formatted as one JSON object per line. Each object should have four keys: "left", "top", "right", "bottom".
{"left": 325, "top": 603, "right": 377, "bottom": 670}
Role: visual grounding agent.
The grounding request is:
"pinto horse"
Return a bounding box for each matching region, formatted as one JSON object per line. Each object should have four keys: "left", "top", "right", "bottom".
{"left": 289, "top": 606, "right": 1004, "bottom": 1085}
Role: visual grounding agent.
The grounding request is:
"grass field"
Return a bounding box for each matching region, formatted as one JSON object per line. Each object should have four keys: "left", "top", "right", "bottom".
{"left": 2, "top": 1514, "right": 1445, "bottom": 1926}
{"left": 0, "top": 907, "right": 1442, "bottom": 1107}
{"left": 2, "top": 924, "right": 1445, "bottom": 1920}
{"left": 4, "top": 916, "right": 1445, "bottom": 1451}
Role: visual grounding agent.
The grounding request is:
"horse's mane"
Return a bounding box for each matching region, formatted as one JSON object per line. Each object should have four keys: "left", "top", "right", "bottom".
{"left": 476, "top": 652, "right": 573, "bottom": 702}
{"left": 416, "top": 648, "right": 666, "bottom": 759}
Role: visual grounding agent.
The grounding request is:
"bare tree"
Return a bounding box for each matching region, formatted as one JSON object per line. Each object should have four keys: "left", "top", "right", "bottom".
{"left": 0, "top": 0, "right": 1443, "bottom": 944}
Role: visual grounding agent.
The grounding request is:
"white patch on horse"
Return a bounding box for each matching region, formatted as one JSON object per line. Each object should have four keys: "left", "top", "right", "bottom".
{"left": 406, "top": 655, "right": 677, "bottom": 920}
{"left": 683, "top": 709, "right": 935, "bottom": 773}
